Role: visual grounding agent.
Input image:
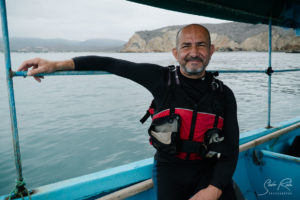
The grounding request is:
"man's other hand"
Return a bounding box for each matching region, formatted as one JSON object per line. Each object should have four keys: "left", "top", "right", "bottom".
{"left": 189, "top": 185, "right": 222, "bottom": 200}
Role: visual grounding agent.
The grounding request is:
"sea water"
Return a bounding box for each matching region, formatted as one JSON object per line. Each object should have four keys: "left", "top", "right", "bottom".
{"left": 0, "top": 52, "right": 300, "bottom": 195}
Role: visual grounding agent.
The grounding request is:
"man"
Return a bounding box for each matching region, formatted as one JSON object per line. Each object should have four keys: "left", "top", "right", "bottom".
{"left": 18, "top": 24, "right": 239, "bottom": 200}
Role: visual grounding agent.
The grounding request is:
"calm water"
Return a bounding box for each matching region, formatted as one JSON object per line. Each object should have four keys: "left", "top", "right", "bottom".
{"left": 0, "top": 52, "right": 300, "bottom": 195}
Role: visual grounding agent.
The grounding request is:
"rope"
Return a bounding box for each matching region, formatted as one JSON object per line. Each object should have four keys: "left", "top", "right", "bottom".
{"left": 8, "top": 179, "right": 31, "bottom": 200}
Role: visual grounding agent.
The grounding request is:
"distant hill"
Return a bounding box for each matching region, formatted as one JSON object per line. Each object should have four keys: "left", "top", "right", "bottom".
{"left": 0, "top": 38, "right": 126, "bottom": 52}
{"left": 122, "top": 22, "right": 300, "bottom": 52}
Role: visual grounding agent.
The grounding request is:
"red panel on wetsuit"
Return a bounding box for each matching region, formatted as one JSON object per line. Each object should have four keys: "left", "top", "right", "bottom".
{"left": 174, "top": 108, "right": 193, "bottom": 140}
{"left": 152, "top": 109, "right": 170, "bottom": 120}
{"left": 193, "top": 113, "right": 224, "bottom": 142}
{"left": 152, "top": 108, "right": 224, "bottom": 160}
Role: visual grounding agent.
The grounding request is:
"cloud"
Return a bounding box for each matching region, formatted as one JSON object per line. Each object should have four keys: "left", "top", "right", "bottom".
{"left": 4, "top": 0, "right": 229, "bottom": 41}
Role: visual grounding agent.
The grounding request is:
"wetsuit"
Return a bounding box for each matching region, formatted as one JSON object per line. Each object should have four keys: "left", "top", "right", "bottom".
{"left": 73, "top": 56, "right": 239, "bottom": 200}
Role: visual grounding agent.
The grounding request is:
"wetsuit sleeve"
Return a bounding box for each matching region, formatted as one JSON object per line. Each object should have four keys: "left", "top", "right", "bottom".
{"left": 209, "top": 86, "right": 239, "bottom": 190}
{"left": 73, "top": 56, "right": 165, "bottom": 94}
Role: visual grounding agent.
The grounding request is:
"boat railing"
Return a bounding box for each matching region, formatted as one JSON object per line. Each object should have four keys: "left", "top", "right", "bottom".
{"left": 1, "top": 0, "right": 300, "bottom": 199}
{"left": 11, "top": 68, "right": 300, "bottom": 78}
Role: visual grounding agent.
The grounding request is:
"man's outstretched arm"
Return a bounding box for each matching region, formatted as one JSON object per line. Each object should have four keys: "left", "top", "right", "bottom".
{"left": 18, "top": 56, "right": 165, "bottom": 97}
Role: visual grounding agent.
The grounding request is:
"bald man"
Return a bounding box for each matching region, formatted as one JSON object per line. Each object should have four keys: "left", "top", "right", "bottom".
{"left": 19, "top": 24, "right": 239, "bottom": 200}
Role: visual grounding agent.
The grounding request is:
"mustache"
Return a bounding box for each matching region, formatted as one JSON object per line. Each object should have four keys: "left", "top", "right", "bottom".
{"left": 184, "top": 56, "right": 204, "bottom": 62}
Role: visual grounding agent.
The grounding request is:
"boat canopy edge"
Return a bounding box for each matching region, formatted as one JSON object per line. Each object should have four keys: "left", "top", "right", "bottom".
{"left": 128, "top": 0, "right": 300, "bottom": 35}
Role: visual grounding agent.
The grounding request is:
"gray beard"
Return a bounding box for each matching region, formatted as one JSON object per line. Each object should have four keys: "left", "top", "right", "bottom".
{"left": 182, "top": 64, "right": 206, "bottom": 76}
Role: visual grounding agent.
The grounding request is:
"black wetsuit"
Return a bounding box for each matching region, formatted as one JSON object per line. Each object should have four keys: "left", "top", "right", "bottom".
{"left": 73, "top": 56, "right": 239, "bottom": 200}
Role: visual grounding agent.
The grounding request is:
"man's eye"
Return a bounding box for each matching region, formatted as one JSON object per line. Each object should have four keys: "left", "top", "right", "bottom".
{"left": 198, "top": 43, "right": 207, "bottom": 47}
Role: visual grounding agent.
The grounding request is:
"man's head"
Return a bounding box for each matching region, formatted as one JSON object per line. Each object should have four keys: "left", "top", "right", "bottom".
{"left": 172, "top": 24, "right": 215, "bottom": 79}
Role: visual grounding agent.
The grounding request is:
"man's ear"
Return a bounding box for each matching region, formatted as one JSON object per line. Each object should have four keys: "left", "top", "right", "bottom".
{"left": 210, "top": 44, "right": 215, "bottom": 56}
{"left": 172, "top": 48, "right": 178, "bottom": 61}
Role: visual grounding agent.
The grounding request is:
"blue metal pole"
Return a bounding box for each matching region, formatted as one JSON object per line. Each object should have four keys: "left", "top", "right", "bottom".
{"left": 13, "top": 70, "right": 111, "bottom": 77}
{"left": 12, "top": 69, "right": 267, "bottom": 77}
{"left": 0, "top": 0, "right": 24, "bottom": 186}
{"left": 273, "top": 69, "right": 300, "bottom": 73}
{"left": 267, "top": 18, "right": 272, "bottom": 128}
{"left": 11, "top": 69, "right": 300, "bottom": 77}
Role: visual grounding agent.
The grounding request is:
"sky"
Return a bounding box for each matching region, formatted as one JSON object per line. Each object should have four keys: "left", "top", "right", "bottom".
{"left": 4, "top": 0, "right": 230, "bottom": 41}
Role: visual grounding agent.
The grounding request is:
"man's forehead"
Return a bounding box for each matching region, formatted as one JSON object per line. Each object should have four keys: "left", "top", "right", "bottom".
{"left": 179, "top": 25, "right": 210, "bottom": 40}
{"left": 175, "top": 24, "right": 211, "bottom": 48}
{"left": 179, "top": 31, "right": 209, "bottom": 43}
{"left": 182, "top": 24, "right": 209, "bottom": 32}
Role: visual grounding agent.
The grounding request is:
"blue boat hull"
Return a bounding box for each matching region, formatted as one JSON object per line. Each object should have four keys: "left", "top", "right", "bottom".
{"left": 233, "top": 117, "right": 300, "bottom": 200}
{"left": 1, "top": 117, "right": 300, "bottom": 200}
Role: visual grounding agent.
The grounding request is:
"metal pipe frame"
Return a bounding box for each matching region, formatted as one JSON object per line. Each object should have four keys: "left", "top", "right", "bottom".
{"left": 12, "top": 69, "right": 300, "bottom": 78}
{"left": 0, "top": 0, "right": 24, "bottom": 183}
{"left": 267, "top": 18, "right": 272, "bottom": 128}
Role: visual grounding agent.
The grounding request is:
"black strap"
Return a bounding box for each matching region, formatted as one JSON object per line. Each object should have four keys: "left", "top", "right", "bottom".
{"left": 168, "top": 66, "right": 180, "bottom": 116}
{"left": 181, "top": 140, "right": 207, "bottom": 154}
{"left": 184, "top": 93, "right": 211, "bottom": 160}
{"left": 188, "top": 104, "right": 199, "bottom": 141}
{"left": 168, "top": 65, "right": 180, "bottom": 86}
{"left": 208, "top": 143, "right": 232, "bottom": 158}
{"left": 211, "top": 73, "right": 224, "bottom": 92}
{"left": 140, "top": 111, "right": 151, "bottom": 124}
{"left": 181, "top": 140, "right": 231, "bottom": 157}
{"left": 213, "top": 115, "right": 219, "bottom": 128}
{"left": 140, "top": 100, "right": 156, "bottom": 124}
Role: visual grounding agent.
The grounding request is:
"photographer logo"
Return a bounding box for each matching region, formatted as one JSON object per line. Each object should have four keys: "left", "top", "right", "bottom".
{"left": 257, "top": 178, "right": 293, "bottom": 196}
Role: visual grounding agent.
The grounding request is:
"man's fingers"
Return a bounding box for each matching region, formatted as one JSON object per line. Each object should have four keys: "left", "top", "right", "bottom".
{"left": 17, "top": 58, "right": 52, "bottom": 82}
{"left": 27, "top": 67, "right": 45, "bottom": 76}
{"left": 18, "top": 59, "right": 39, "bottom": 71}
{"left": 18, "top": 58, "right": 59, "bottom": 82}
{"left": 33, "top": 76, "right": 42, "bottom": 83}
{"left": 17, "top": 62, "right": 30, "bottom": 71}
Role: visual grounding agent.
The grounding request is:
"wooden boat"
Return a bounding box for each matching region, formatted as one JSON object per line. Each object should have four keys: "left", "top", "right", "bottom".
{"left": 1, "top": 118, "right": 300, "bottom": 200}
{"left": 1, "top": 0, "right": 299, "bottom": 199}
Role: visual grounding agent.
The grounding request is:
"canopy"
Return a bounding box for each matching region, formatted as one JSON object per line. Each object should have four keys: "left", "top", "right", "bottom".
{"left": 128, "top": 0, "right": 300, "bottom": 33}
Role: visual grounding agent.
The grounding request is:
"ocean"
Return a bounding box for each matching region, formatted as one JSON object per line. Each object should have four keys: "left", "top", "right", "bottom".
{"left": 0, "top": 52, "right": 300, "bottom": 195}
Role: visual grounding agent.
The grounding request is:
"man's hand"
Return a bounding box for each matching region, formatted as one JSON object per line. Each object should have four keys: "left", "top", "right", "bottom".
{"left": 189, "top": 185, "right": 222, "bottom": 200}
{"left": 18, "top": 58, "right": 75, "bottom": 82}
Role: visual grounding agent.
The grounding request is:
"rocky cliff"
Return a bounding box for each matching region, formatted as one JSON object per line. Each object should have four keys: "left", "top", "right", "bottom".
{"left": 122, "top": 22, "right": 300, "bottom": 52}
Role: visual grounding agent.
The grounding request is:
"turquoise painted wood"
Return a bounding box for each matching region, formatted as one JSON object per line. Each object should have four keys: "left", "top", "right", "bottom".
{"left": 0, "top": 158, "right": 153, "bottom": 200}
{"left": 233, "top": 116, "right": 300, "bottom": 200}
{"left": 1, "top": 117, "right": 299, "bottom": 200}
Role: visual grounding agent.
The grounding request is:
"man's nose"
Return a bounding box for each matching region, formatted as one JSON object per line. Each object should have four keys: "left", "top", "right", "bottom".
{"left": 189, "top": 45, "right": 199, "bottom": 57}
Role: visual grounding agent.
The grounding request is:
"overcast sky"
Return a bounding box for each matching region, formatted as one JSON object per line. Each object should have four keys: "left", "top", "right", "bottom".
{"left": 4, "top": 0, "right": 230, "bottom": 41}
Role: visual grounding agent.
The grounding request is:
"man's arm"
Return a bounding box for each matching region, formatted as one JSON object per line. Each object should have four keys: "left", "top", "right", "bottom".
{"left": 189, "top": 86, "right": 239, "bottom": 200}
{"left": 72, "top": 56, "right": 164, "bottom": 93}
{"left": 18, "top": 56, "right": 165, "bottom": 96}
{"left": 209, "top": 86, "right": 239, "bottom": 190}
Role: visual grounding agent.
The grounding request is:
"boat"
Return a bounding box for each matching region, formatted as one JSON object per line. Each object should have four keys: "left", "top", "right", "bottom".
{"left": 1, "top": 0, "right": 300, "bottom": 199}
